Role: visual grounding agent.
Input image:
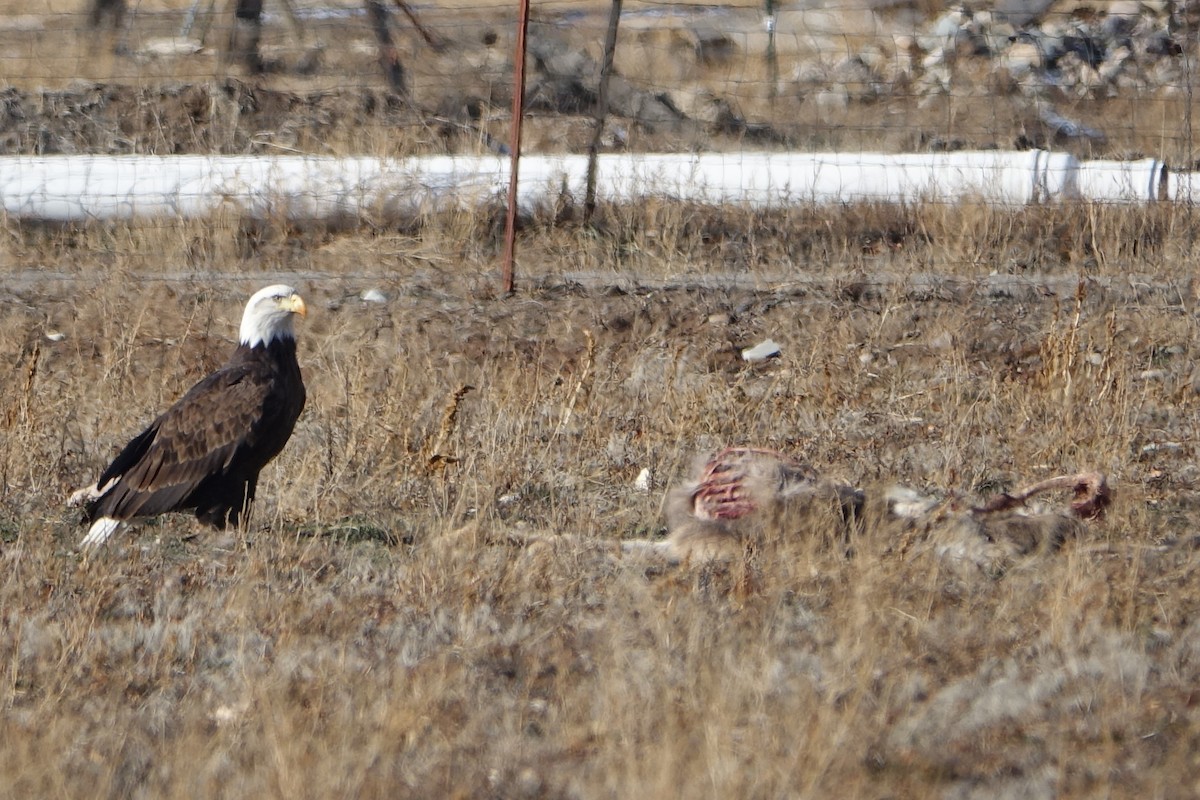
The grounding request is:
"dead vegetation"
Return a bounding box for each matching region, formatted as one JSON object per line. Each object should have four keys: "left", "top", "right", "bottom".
{"left": 1, "top": 195, "right": 1200, "bottom": 797}
{"left": 5, "top": 0, "right": 1200, "bottom": 160}
{"left": 3, "top": 2, "right": 1200, "bottom": 790}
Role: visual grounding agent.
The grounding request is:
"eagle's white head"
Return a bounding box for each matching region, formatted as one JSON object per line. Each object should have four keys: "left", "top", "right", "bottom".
{"left": 240, "top": 285, "right": 308, "bottom": 348}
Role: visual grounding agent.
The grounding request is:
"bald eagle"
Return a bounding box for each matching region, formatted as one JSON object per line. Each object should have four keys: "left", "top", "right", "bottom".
{"left": 69, "top": 285, "right": 308, "bottom": 548}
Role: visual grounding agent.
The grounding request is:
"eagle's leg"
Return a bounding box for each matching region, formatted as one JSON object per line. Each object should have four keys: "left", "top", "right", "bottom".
{"left": 195, "top": 477, "right": 258, "bottom": 529}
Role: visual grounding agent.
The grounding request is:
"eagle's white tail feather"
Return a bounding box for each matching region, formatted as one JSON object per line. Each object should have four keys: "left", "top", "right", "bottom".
{"left": 80, "top": 517, "right": 123, "bottom": 549}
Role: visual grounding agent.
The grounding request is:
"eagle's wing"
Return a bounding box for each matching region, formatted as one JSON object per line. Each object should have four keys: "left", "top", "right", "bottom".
{"left": 89, "top": 364, "right": 276, "bottom": 521}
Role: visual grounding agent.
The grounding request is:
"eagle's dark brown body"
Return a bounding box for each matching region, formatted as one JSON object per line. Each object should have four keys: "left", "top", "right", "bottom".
{"left": 72, "top": 285, "right": 308, "bottom": 548}
{"left": 84, "top": 338, "right": 305, "bottom": 530}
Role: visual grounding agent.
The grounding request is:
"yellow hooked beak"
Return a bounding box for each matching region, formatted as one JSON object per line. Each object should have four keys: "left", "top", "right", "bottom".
{"left": 283, "top": 294, "right": 307, "bottom": 318}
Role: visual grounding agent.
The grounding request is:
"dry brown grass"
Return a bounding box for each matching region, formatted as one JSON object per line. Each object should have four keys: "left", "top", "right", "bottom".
{"left": 4, "top": 3, "right": 1200, "bottom": 793}
{"left": 2, "top": 197, "right": 1200, "bottom": 797}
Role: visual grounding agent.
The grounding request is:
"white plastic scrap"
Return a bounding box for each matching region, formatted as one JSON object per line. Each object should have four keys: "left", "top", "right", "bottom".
{"left": 633, "top": 468, "right": 652, "bottom": 492}
{"left": 741, "top": 339, "right": 781, "bottom": 362}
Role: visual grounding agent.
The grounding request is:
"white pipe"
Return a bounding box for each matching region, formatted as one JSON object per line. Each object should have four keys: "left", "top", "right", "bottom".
{"left": 1167, "top": 171, "right": 1200, "bottom": 204}
{"left": 1076, "top": 158, "right": 1166, "bottom": 203}
{"left": 0, "top": 151, "right": 1166, "bottom": 223}
{"left": 575, "top": 151, "right": 1080, "bottom": 206}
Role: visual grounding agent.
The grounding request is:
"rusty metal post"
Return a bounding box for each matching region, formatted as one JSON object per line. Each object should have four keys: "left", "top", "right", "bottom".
{"left": 584, "top": 0, "right": 623, "bottom": 222}
{"left": 500, "top": 0, "right": 531, "bottom": 295}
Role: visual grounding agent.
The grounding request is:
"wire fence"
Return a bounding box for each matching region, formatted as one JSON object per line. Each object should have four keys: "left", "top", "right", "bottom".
{"left": 1, "top": 0, "right": 1199, "bottom": 280}
{"left": 3, "top": 0, "right": 1195, "bottom": 156}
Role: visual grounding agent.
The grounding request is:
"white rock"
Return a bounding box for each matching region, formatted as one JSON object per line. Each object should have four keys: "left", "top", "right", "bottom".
{"left": 45, "top": 331, "right": 65, "bottom": 342}
{"left": 633, "top": 468, "right": 652, "bottom": 492}
{"left": 139, "top": 38, "right": 203, "bottom": 58}
{"left": 742, "top": 339, "right": 782, "bottom": 362}
{"left": 1003, "top": 40, "right": 1044, "bottom": 74}
{"left": 1105, "top": 0, "right": 1141, "bottom": 36}
{"left": 813, "top": 88, "right": 849, "bottom": 109}
{"left": 1098, "top": 46, "right": 1132, "bottom": 83}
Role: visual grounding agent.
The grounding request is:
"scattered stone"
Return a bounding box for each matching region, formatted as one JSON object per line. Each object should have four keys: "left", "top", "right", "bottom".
{"left": 1141, "top": 441, "right": 1182, "bottom": 454}
{"left": 633, "top": 467, "right": 652, "bottom": 492}
{"left": 138, "top": 38, "right": 204, "bottom": 59}
{"left": 785, "top": 0, "right": 1183, "bottom": 140}
{"left": 741, "top": 339, "right": 781, "bottom": 362}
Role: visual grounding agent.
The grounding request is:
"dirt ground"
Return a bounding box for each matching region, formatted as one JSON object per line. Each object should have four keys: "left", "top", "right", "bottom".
{"left": 1, "top": 0, "right": 1192, "bottom": 158}
{"left": 3, "top": 200, "right": 1200, "bottom": 796}
{"left": 5, "top": 1, "right": 1200, "bottom": 797}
